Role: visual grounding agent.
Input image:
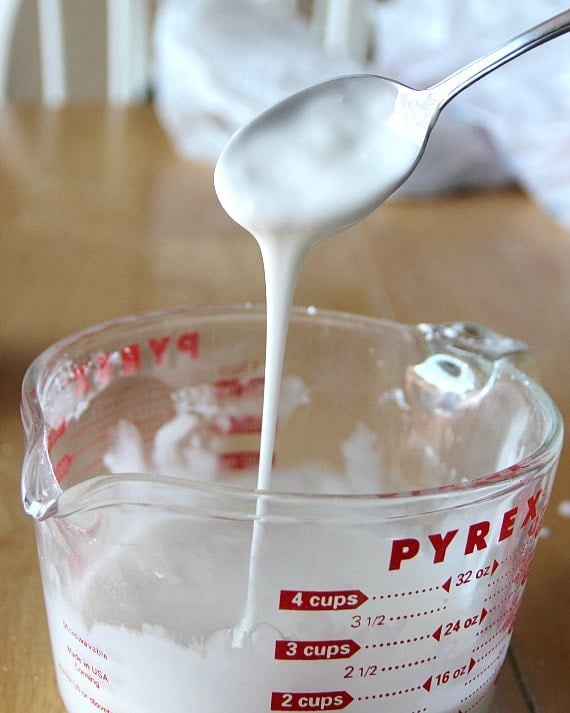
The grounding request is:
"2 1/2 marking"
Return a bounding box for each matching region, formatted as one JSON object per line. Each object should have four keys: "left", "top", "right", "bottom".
{"left": 344, "top": 665, "right": 378, "bottom": 679}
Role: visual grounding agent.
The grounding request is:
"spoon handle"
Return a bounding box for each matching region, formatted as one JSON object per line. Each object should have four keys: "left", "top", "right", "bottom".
{"left": 429, "top": 9, "right": 570, "bottom": 108}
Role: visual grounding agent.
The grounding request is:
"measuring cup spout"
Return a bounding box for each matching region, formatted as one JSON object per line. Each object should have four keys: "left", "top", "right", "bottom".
{"left": 21, "top": 438, "right": 61, "bottom": 520}
{"left": 21, "top": 372, "right": 62, "bottom": 521}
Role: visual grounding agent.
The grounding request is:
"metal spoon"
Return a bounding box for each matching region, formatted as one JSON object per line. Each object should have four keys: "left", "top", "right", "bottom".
{"left": 215, "top": 9, "right": 569, "bottom": 242}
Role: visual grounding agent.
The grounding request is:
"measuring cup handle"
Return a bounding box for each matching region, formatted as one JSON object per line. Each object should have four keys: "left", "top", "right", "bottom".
{"left": 418, "top": 322, "right": 538, "bottom": 378}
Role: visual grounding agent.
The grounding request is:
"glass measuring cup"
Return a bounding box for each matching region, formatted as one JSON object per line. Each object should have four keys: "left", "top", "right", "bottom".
{"left": 21, "top": 305, "right": 562, "bottom": 713}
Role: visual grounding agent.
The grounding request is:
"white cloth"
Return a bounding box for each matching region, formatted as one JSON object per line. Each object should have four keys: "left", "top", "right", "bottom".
{"left": 153, "top": 0, "right": 570, "bottom": 227}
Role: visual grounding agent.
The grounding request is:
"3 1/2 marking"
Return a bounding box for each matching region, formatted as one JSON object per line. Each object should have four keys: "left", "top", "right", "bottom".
{"left": 350, "top": 614, "right": 385, "bottom": 629}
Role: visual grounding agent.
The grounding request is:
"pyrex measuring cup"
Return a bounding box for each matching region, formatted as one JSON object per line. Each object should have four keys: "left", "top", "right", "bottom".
{"left": 21, "top": 305, "right": 562, "bottom": 713}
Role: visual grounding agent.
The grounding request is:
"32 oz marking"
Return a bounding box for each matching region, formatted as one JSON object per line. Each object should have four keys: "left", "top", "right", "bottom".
{"left": 455, "top": 565, "right": 491, "bottom": 586}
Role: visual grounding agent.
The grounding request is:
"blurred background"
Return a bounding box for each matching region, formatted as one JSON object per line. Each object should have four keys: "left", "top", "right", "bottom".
{"left": 3, "top": 0, "right": 569, "bottom": 225}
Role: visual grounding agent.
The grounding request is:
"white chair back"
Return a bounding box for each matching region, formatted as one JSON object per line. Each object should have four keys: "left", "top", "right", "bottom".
{"left": 0, "top": 0, "right": 372, "bottom": 106}
{"left": 0, "top": 0, "right": 151, "bottom": 106}
{"left": 309, "top": 0, "right": 373, "bottom": 62}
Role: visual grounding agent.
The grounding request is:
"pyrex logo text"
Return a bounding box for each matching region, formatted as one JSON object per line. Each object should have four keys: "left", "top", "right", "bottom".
{"left": 389, "top": 490, "right": 543, "bottom": 571}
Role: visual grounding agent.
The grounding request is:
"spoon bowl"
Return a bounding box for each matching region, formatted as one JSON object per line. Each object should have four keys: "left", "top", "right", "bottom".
{"left": 215, "top": 9, "right": 569, "bottom": 245}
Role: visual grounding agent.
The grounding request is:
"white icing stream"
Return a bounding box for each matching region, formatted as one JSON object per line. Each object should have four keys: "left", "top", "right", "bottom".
{"left": 214, "top": 75, "right": 423, "bottom": 641}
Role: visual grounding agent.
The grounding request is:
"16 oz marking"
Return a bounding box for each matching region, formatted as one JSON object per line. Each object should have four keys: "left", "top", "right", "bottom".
{"left": 435, "top": 665, "right": 467, "bottom": 685}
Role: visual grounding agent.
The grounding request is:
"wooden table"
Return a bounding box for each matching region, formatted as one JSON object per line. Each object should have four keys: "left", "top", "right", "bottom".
{"left": 1, "top": 105, "right": 569, "bottom": 712}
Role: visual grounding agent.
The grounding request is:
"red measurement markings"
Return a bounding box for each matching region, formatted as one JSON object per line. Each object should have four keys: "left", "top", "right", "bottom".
{"left": 376, "top": 576, "right": 450, "bottom": 598}
{"left": 355, "top": 685, "right": 421, "bottom": 703}
{"left": 271, "top": 691, "right": 353, "bottom": 711}
{"left": 372, "top": 585, "right": 439, "bottom": 599}
{"left": 459, "top": 656, "right": 503, "bottom": 712}
{"left": 389, "top": 607, "right": 443, "bottom": 623}
{"left": 483, "top": 580, "right": 516, "bottom": 604}
{"left": 432, "top": 607, "right": 488, "bottom": 641}
{"left": 218, "top": 451, "right": 260, "bottom": 470}
{"left": 486, "top": 560, "right": 518, "bottom": 589}
{"left": 466, "top": 649, "right": 506, "bottom": 687}
{"left": 344, "top": 664, "right": 377, "bottom": 679}
{"left": 350, "top": 614, "right": 385, "bottom": 629}
{"left": 376, "top": 656, "right": 436, "bottom": 672}
{"left": 423, "top": 659, "right": 476, "bottom": 692}
{"left": 213, "top": 376, "right": 264, "bottom": 398}
{"left": 280, "top": 590, "right": 368, "bottom": 612}
{"left": 47, "top": 419, "right": 67, "bottom": 451}
{"left": 459, "top": 686, "right": 494, "bottom": 713}
{"left": 54, "top": 454, "right": 73, "bottom": 482}
{"left": 473, "top": 626, "right": 504, "bottom": 653}
{"left": 275, "top": 639, "right": 360, "bottom": 661}
{"left": 480, "top": 559, "right": 525, "bottom": 637}
{"left": 498, "top": 597, "right": 523, "bottom": 635}
{"left": 453, "top": 560, "right": 500, "bottom": 588}
{"left": 365, "top": 634, "right": 428, "bottom": 649}
{"left": 213, "top": 414, "right": 262, "bottom": 435}
{"left": 475, "top": 635, "right": 508, "bottom": 665}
